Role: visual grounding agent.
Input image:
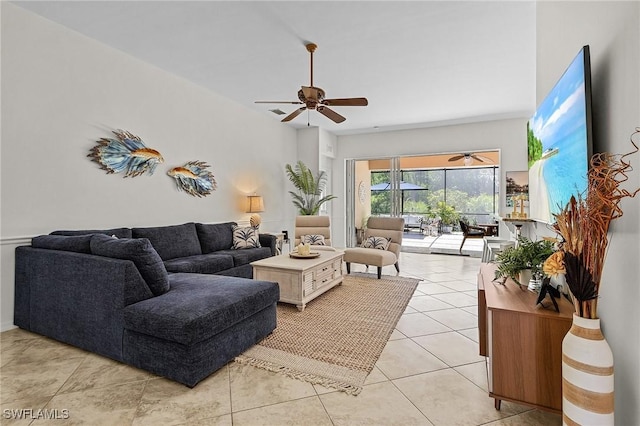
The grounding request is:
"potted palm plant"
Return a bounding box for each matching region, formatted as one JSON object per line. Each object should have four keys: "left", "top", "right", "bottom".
{"left": 285, "top": 161, "right": 337, "bottom": 215}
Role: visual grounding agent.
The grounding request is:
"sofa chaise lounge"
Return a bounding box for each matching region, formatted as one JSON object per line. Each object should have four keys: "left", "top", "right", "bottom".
{"left": 14, "top": 221, "right": 279, "bottom": 387}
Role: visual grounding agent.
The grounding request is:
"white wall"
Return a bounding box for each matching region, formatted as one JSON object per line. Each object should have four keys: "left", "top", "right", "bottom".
{"left": 0, "top": 4, "right": 298, "bottom": 330}
{"left": 333, "top": 118, "right": 528, "bottom": 246}
{"left": 537, "top": 2, "right": 639, "bottom": 423}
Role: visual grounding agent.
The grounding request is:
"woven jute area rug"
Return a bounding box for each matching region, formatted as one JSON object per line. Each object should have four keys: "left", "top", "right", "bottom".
{"left": 235, "top": 274, "right": 420, "bottom": 395}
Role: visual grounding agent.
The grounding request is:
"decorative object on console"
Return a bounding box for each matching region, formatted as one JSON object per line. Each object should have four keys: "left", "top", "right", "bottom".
{"left": 88, "top": 129, "right": 164, "bottom": 177}
{"left": 167, "top": 161, "right": 217, "bottom": 197}
{"left": 285, "top": 161, "right": 336, "bottom": 215}
{"left": 232, "top": 225, "right": 261, "bottom": 249}
{"left": 494, "top": 236, "right": 554, "bottom": 288}
{"left": 544, "top": 128, "right": 640, "bottom": 426}
{"left": 246, "top": 194, "right": 265, "bottom": 228}
{"left": 535, "top": 277, "right": 560, "bottom": 312}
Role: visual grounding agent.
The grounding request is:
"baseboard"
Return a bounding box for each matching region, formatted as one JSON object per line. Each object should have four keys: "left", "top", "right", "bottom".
{"left": 1, "top": 322, "right": 17, "bottom": 333}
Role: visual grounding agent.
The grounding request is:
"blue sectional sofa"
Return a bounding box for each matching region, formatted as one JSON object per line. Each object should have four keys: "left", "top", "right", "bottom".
{"left": 14, "top": 222, "right": 279, "bottom": 387}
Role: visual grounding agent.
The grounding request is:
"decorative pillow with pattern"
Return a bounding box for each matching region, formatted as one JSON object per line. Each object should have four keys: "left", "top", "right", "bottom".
{"left": 301, "top": 234, "right": 326, "bottom": 246}
{"left": 361, "top": 236, "right": 391, "bottom": 250}
{"left": 232, "top": 225, "right": 261, "bottom": 249}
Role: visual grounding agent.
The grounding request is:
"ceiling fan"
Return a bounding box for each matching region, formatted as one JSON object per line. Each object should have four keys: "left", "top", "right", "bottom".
{"left": 448, "top": 153, "right": 493, "bottom": 165}
{"left": 255, "top": 43, "right": 368, "bottom": 124}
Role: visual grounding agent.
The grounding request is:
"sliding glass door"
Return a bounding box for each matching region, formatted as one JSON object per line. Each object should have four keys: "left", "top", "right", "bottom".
{"left": 346, "top": 152, "right": 500, "bottom": 247}
{"left": 346, "top": 157, "right": 402, "bottom": 247}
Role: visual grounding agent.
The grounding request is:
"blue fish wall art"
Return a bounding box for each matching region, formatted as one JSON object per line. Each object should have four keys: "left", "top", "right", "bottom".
{"left": 89, "top": 130, "right": 164, "bottom": 177}
{"left": 168, "top": 161, "right": 217, "bottom": 197}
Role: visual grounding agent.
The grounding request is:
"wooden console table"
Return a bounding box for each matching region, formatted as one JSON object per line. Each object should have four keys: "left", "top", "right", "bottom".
{"left": 477, "top": 263, "right": 573, "bottom": 414}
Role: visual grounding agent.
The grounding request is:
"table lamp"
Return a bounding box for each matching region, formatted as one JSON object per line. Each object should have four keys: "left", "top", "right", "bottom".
{"left": 247, "top": 195, "right": 264, "bottom": 228}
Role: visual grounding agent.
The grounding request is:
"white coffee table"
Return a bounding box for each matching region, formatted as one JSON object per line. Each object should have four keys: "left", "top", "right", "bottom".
{"left": 251, "top": 249, "right": 344, "bottom": 311}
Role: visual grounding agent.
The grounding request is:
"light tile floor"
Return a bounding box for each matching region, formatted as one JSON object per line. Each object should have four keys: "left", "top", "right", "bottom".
{"left": 0, "top": 252, "right": 561, "bottom": 425}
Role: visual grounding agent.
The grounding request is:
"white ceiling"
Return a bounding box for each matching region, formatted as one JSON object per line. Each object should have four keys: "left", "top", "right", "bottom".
{"left": 13, "top": 1, "right": 537, "bottom": 135}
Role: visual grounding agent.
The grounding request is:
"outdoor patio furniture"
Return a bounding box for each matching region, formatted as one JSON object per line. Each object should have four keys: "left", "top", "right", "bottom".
{"left": 402, "top": 214, "right": 424, "bottom": 232}
{"left": 459, "top": 220, "right": 486, "bottom": 254}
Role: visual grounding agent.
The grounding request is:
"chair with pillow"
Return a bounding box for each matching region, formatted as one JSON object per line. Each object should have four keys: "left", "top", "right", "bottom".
{"left": 294, "top": 215, "right": 335, "bottom": 251}
{"left": 343, "top": 216, "right": 404, "bottom": 279}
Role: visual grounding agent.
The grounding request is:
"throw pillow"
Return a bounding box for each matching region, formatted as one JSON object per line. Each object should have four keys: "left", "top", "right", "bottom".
{"left": 301, "top": 234, "right": 326, "bottom": 246}
{"left": 90, "top": 234, "right": 170, "bottom": 296}
{"left": 232, "top": 225, "right": 261, "bottom": 250}
{"left": 361, "top": 236, "right": 391, "bottom": 250}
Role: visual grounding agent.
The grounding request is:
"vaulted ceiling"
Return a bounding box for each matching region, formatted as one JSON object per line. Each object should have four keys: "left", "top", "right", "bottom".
{"left": 13, "top": 1, "right": 537, "bottom": 135}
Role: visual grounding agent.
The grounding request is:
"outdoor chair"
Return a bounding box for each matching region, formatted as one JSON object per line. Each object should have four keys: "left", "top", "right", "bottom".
{"left": 459, "top": 220, "right": 486, "bottom": 254}
{"left": 343, "top": 216, "right": 404, "bottom": 279}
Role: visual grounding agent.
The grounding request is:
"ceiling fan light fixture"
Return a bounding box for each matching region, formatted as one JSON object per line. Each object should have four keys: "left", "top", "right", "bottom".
{"left": 254, "top": 43, "right": 368, "bottom": 124}
{"left": 463, "top": 156, "right": 473, "bottom": 166}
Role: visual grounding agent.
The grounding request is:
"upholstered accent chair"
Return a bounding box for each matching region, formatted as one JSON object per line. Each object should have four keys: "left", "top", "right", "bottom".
{"left": 294, "top": 215, "right": 335, "bottom": 251}
{"left": 343, "top": 216, "right": 404, "bottom": 279}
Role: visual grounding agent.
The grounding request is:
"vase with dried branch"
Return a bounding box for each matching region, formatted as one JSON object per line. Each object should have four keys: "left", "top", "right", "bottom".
{"left": 544, "top": 128, "right": 640, "bottom": 319}
{"left": 545, "top": 128, "right": 639, "bottom": 425}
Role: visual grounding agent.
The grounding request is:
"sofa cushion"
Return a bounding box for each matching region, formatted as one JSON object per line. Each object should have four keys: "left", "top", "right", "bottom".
{"left": 51, "top": 227, "right": 132, "bottom": 239}
{"left": 32, "top": 234, "right": 93, "bottom": 254}
{"left": 232, "top": 225, "right": 261, "bottom": 249}
{"left": 216, "top": 247, "right": 273, "bottom": 266}
{"left": 132, "top": 223, "right": 202, "bottom": 260}
{"left": 90, "top": 234, "right": 170, "bottom": 296}
{"left": 123, "top": 273, "right": 279, "bottom": 345}
{"left": 163, "top": 253, "right": 234, "bottom": 274}
{"left": 195, "top": 222, "right": 235, "bottom": 253}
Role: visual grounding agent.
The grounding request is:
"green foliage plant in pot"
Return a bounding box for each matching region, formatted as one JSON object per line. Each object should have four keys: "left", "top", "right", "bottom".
{"left": 435, "top": 201, "right": 460, "bottom": 233}
{"left": 494, "top": 236, "right": 555, "bottom": 288}
{"left": 285, "top": 161, "right": 337, "bottom": 215}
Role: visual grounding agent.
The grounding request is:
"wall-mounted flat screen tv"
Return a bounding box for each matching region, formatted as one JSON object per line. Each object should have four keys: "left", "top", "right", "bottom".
{"left": 527, "top": 45, "right": 593, "bottom": 224}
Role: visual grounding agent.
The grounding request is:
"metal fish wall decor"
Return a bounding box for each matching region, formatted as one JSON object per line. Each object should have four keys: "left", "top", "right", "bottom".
{"left": 89, "top": 130, "right": 164, "bottom": 177}
{"left": 168, "top": 161, "right": 217, "bottom": 197}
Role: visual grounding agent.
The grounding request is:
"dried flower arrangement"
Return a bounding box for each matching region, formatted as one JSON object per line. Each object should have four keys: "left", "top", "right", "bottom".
{"left": 543, "top": 128, "right": 640, "bottom": 318}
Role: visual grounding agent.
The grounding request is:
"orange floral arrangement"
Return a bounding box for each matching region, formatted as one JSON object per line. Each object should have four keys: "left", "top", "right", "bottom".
{"left": 543, "top": 128, "right": 640, "bottom": 318}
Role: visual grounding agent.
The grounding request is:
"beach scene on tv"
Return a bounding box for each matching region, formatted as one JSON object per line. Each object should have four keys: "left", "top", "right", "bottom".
{"left": 527, "top": 49, "right": 589, "bottom": 224}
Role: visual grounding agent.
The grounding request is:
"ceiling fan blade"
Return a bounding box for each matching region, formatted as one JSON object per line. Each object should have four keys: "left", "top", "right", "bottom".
{"left": 281, "top": 107, "right": 306, "bottom": 122}
{"left": 448, "top": 155, "right": 465, "bottom": 162}
{"left": 255, "top": 101, "right": 303, "bottom": 104}
{"left": 472, "top": 154, "right": 492, "bottom": 163}
{"left": 317, "top": 106, "right": 346, "bottom": 123}
{"left": 322, "top": 97, "right": 368, "bottom": 107}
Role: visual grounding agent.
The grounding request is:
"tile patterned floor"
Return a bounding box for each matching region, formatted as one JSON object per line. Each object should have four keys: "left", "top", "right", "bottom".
{"left": 0, "top": 253, "right": 562, "bottom": 425}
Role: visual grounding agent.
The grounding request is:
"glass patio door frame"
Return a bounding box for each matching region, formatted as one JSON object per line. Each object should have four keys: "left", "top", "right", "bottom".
{"left": 346, "top": 156, "right": 402, "bottom": 247}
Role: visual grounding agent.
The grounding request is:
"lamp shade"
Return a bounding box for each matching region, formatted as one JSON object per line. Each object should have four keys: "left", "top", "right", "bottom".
{"left": 247, "top": 195, "right": 265, "bottom": 213}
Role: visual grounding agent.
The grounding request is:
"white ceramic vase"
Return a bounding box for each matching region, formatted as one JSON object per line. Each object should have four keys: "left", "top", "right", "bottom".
{"left": 562, "top": 314, "right": 614, "bottom": 425}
